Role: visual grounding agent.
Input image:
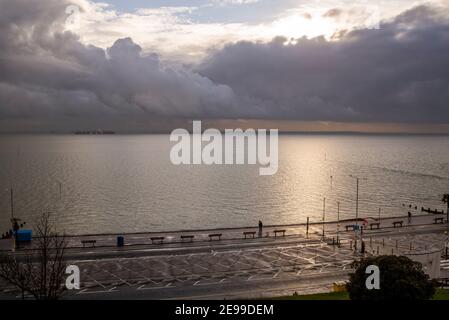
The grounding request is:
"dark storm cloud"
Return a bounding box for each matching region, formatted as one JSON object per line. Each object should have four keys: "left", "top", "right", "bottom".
{"left": 0, "top": 0, "right": 448, "bottom": 131}
{"left": 199, "top": 5, "right": 449, "bottom": 123}
{"left": 0, "top": 0, "right": 236, "bottom": 131}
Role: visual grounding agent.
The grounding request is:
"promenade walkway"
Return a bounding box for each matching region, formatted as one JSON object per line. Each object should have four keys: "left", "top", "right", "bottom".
{"left": 1, "top": 212, "right": 445, "bottom": 251}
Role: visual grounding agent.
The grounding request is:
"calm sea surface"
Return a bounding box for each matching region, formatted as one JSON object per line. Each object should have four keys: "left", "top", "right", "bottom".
{"left": 0, "top": 134, "right": 448, "bottom": 235}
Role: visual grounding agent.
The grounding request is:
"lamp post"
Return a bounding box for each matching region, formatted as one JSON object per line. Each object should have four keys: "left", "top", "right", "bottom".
{"left": 349, "top": 175, "right": 367, "bottom": 252}
{"left": 10, "top": 186, "right": 14, "bottom": 219}
{"left": 10, "top": 186, "right": 17, "bottom": 251}
{"left": 322, "top": 197, "right": 326, "bottom": 238}
{"left": 445, "top": 194, "right": 449, "bottom": 256}
{"left": 446, "top": 199, "right": 449, "bottom": 231}
{"left": 337, "top": 201, "right": 340, "bottom": 245}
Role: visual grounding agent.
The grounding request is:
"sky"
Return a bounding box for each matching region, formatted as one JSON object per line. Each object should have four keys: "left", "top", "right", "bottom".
{"left": 0, "top": 0, "right": 449, "bottom": 132}
{"left": 75, "top": 0, "right": 435, "bottom": 62}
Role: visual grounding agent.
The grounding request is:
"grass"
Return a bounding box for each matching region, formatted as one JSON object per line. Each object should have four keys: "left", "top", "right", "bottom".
{"left": 270, "top": 291, "right": 349, "bottom": 300}
{"left": 432, "top": 288, "right": 449, "bottom": 300}
{"left": 270, "top": 289, "right": 449, "bottom": 300}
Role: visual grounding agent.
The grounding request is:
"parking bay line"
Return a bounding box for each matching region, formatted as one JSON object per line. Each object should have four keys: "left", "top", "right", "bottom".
{"left": 76, "top": 287, "right": 117, "bottom": 295}
{"left": 193, "top": 278, "right": 226, "bottom": 286}
{"left": 137, "top": 282, "right": 175, "bottom": 290}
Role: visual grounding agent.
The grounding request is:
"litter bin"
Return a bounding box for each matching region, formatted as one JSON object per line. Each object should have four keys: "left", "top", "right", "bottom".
{"left": 16, "top": 230, "right": 32, "bottom": 242}
{"left": 117, "top": 236, "right": 124, "bottom": 247}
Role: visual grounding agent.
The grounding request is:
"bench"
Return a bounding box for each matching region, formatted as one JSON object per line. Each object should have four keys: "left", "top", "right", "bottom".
{"left": 434, "top": 217, "right": 445, "bottom": 224}
{"left": 81, "top": 240, "right": 96, "bottom": 248}
{"left": 150, "top": 237, "right": 165, "bottom": 244}
{"left": 370, "top": 223, "right": 380, "bottom": 230}
{"left": 392, "top": 221, "right": 403, "bottom": 228}
{"left": 209, "top": 233, "right": 222, "bottom": 241}
{"left": 243, "top": 231, "right": 256, "bottom": 239}
{"left": 181, "top": 235, "right": 194, "bottom": 242}
{"left": 274, "top": 229, "right": 286, "bottom": 237}
{"left": 345, "top": 225, "right": 355, "bottom": 231}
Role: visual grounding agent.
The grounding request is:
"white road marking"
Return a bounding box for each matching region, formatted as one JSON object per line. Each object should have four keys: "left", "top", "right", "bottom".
{"left": 76, "top": 287, "right": 117, "bottom": 295}
{"left": 137, "top": 282, "right": 174, "bottom": 290}
{"left": 101, "top": 268, "right": 133, "bottom": 286}
{"left": 84, "top": 273, "right": 108, "bottom": 289}
{"left": 193, "top": 278, "right": 226, "bottom": 286}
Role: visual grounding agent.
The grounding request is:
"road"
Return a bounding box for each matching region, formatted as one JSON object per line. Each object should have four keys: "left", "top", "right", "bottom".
{"left": 0, "top": 213, "right": 448, "bottom": 299}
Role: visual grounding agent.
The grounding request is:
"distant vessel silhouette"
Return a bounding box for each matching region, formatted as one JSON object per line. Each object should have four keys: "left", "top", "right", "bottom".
{"left": 74, "top": 129, "right": 115, "bottom": 135}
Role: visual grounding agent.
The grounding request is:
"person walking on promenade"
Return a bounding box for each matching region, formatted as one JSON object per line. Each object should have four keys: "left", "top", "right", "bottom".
{"left": 258, "top": 220, "right": 263, "bottom": 238}
{"left": 408, "top": 211, "right": 412, "bottom": 224}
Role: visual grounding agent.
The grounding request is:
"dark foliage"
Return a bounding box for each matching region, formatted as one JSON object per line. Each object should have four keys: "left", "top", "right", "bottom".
{"left": 347, "top": 255, "right": 435, "bottom": 300}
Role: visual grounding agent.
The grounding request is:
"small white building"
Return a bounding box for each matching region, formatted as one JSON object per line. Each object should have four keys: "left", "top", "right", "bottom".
{"left": 405, "top": 249, "right": 441, "bottom": 279}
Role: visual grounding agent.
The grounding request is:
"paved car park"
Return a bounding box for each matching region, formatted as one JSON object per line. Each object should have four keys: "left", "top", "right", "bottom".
{"left": 70, "top": 242, "right": 355, "bottom": 294}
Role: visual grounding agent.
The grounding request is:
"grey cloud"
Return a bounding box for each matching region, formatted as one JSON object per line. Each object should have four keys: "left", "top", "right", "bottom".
{"left": 0, "top": 0, "right": 448, "bottom": 132}
{"left": 199, "top": 5, "right": 449, "bottom": 123}
{"left": 0, "top": 0, "right": 236, "bottom": 131}
{"left": 323, "top": 8, "right": 342, "bottom": 18}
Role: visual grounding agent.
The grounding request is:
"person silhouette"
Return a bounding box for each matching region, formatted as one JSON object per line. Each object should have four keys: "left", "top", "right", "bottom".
{"left": 258, "top": 220, "right": 263, "bottom": 237}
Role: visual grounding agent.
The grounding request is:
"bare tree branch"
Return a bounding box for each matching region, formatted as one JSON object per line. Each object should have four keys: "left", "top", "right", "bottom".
{"left": 0, "top": 212, "right": 68, "bottom": 300}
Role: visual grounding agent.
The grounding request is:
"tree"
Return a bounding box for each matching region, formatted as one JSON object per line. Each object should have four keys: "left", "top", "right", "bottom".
{"left": 347, "top": 255, "right": 435, "bottom": 300}
{"left": 0, "top": 212, "right": 67, "bottom": 300}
